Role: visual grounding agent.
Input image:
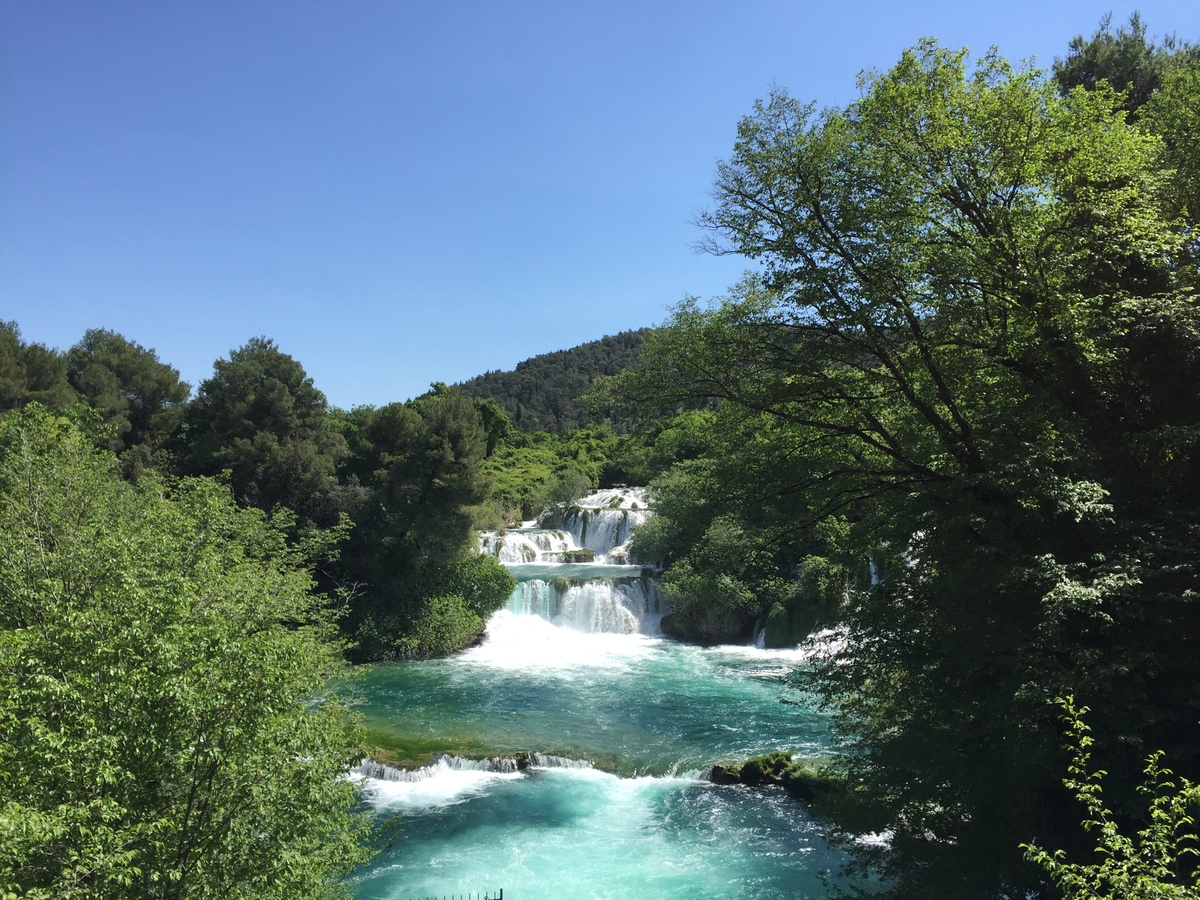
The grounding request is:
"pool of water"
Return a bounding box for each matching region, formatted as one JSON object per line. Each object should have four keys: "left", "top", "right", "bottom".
{"left": 350, "top": 612, "right": 843, "bottom": 899}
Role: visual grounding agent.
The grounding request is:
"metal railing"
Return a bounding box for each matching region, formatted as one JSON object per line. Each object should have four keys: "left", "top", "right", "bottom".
{"left": 401, "top": 892, "right": 502, "bottom": 900}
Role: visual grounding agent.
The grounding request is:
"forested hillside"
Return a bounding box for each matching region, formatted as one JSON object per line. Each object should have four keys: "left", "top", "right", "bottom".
{"left": 455, "top": 328, "right": 649, "bottom": 433}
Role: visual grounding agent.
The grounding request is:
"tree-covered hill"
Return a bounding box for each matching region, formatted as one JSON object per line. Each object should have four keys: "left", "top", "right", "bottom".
{"left": 455, "top": 329, "right": 650, "bottom": 433}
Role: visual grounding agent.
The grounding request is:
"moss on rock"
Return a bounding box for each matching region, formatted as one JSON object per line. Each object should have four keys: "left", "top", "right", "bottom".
{"left": 707, "top": 750, "right": 846, "bottom": 806}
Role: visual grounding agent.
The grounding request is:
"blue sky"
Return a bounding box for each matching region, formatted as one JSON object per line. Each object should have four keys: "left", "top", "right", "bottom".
{"left": 2, "top": 1, "right": 1197, "bottom": 408}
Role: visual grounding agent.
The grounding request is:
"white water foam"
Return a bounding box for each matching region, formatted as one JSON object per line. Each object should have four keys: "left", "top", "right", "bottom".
{"left": 459, "top": 610, "right": 661, "bottom": 671}
{"left": 706, "top": 642, "right": 821, "bottom": 665}
{"left": 507, "top": 576, "right": 664, "bottom": 634}
{"left": 479, "top": 489, "right": 655, "bottom": 564}
{"left": 559, "top": 507, "right": 649, "bottom": 562}
{"left": 354, "top": 760, "right": 844, "bottom": 899}
{"left": 354, "top": 750, "right": 709, "bottom": 819}
{"left": 523, "top": 487, "right": 653, "bottom": 563}
{"left": 353, "top": 756, "right": 524, "bottom": 811}
{"left": 477, "top": 529, "right": 579, "bottom": 564}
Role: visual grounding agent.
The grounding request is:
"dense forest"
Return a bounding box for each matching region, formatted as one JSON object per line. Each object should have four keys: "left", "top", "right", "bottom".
{"left": 601, "top": 14, "right": 1200, "bottom": 899}
{"left": 4, "top": 11, "right": 1200, "bottom": 899}
{"left": 455, "top": 328, "right": 649, "bottom": 433}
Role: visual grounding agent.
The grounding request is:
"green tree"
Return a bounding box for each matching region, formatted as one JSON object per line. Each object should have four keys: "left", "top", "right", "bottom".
{"left": 1143, "top": 56, "right": 1200, "bottom": 253}
{"left": 182, "top": 338, "right": 345, "bottom": 530}
{"left": 620, "top": 407, "right": 848, "bottom": 645}
{"left": 472, "top": 395, "right": 514, "bottom": 457}
{"left": 0, "top": 322, "right": 76, "bottom": 414}
{"left": 1054, "top": 13, "right": 1197, "bottom": 119}
{"left": 396, "top": 385, "right": 490, "bottom": 561}
{"left": 1055, "top": 15, "right": 1200, "bottom": 257}
{"left": 66, "top": 328, "right": 190, "bottom": 477}
{"left": 334, "top": 388, "right": 511, "bottom": 660}
{"left": 0, "top": 405, "right": 373, "bottom": 898}
{"left": 614, "top": 40, "right": 1200, "bottom": 897}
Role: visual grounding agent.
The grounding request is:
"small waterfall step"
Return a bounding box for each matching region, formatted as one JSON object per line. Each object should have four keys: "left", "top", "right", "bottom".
{"left": 507, "top": 572, "right": 665, "bottom": 634}
{"left": 356, "top": 752, "right": 594, "bottom": 783}
{"left": 479, "top": 488, "right": 651, "bottom": 565}
{"left": 544, "top": 487, "right": 651, "bottom": 563}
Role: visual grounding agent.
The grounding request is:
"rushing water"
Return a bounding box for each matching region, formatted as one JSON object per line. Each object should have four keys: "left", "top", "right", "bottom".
{"left": 351, "top": 491, "right": 844, "bottom": 899}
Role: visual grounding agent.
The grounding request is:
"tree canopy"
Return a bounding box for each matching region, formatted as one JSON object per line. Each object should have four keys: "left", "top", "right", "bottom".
{"left": 0, "top": 405, "right": 373, "bottom": 898}
{"left": 609, "top": 37, "right": 1200, "bottom": 897}
{"left": 182, "top": 337, "right": 346, "bottom": 531}
{"left": 0, "top": 322, "right": 75, "bottom": 415}
{"left": 333, "top": 386, "right": 514, "bottom": 661}
{"left": 1054, "top": 12, "right": 1197, "bottom": 118}
{"left": 66, "top": 328, "right": 189, "bottom": 476}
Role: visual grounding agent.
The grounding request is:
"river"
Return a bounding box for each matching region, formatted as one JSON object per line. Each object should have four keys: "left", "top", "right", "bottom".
{"left": 350, "top": 491, "right": 845, "bottom": 899}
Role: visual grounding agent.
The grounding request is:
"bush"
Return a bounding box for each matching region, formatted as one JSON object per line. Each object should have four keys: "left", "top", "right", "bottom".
{"left": 1024, "top": 698, "right": 1200, "bottom": 899}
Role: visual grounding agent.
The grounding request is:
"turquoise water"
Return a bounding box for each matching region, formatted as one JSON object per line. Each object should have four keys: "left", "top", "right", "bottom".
{"left": 351, "top": 612, "right": 844, "bottom": 899}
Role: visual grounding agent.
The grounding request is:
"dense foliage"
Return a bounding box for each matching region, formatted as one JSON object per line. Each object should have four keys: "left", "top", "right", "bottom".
{"left": 606, "top": 26, "right": 1200, "bottom": 899}
{"left": 0, "top": 326, "right": 522, "bottom": 661}
{"left": 0, "top": 322, "right": 76, "bottom": 414}
{"left": 456, "top": 329, "right": 649, "bottom": 433}
{"left": 332, "top": 388, "right": 514, "bottom": 660}
{"left": 66, "top": 328, "right": 190, "bottom": 479}
{"left": 1025, "top": 699, "right": 1200, "bottom": 900}
{"left": 620, "top": 408, "right": 847, "bottom": 645}
{"left": 1053, "top": 12, "right": 1198, "bottom": 119}
{"left": 180, "top": 337, "right": 347, "bottom": 532}
{"left": 0, "top": 406, "right": 372, "bottom": 898}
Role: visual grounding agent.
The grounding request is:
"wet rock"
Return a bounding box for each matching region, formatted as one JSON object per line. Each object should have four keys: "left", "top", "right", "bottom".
{"left": 560, "top": 548, "right": 596, "bottom": 563}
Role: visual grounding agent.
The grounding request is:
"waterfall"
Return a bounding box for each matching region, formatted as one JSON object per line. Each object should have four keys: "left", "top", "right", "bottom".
{"left": 539, "top": 487, "right": 651, "bottom": 563}
{"left": 477, "top": 529, "right": 576, "bottom": 564}
{"left": 476, "top": 488, "right": 665, "bottom": 634}
{"left": 355, "top": 753, "right": 593, "bottom": 783}
{"left": 558, "top": 507, "right": 648, "bottom": 560}
{"left": 507, "top": 574, "right": 665, "bottom": 634}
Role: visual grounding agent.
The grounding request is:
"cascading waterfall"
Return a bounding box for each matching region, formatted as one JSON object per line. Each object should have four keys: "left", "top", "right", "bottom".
{"left": 479, "top": 488, "right": 652, "bottom": 565}
{"left": 507, "top": 572, "right": 664, "bottom": 633}
{"left": 477, "top": 488, "right": 666, "bottom": 634}
{"left": 548, "top": 487, "right": 650, "bottom": 563}
{"left": 476, "top": 529, "right": 576, "bottom": 564}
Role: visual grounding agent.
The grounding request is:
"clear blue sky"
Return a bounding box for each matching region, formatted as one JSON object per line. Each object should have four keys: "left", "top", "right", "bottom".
{"left": 2, "top": 1, "right": 1196, "bottom": 408}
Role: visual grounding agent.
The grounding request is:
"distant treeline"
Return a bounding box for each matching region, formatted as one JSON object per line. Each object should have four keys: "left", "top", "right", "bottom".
{"left": 455, "top": 329, "right": 650, "bottom": 433}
